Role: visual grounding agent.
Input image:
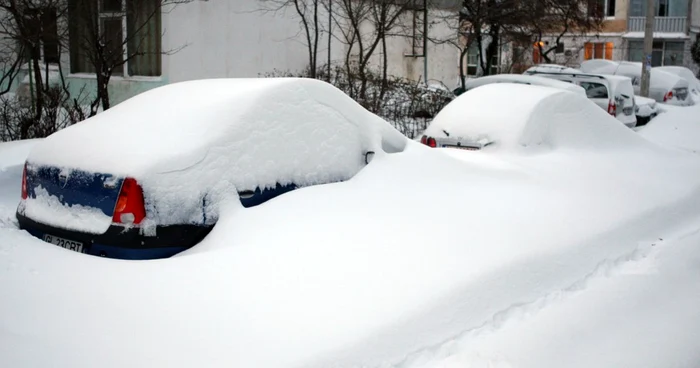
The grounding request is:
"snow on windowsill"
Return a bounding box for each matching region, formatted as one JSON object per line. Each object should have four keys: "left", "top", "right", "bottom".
{"left": 67, "top": 73, "right": 163, "bottom": 83}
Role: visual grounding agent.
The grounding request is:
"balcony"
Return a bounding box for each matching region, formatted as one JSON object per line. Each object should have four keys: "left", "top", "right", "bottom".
{"left": 628, "top": 16, "right": 688, "bottom": 33}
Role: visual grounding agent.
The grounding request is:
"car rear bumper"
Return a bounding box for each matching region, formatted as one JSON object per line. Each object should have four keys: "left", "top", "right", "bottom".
{"left": 16, "top": 212, "right": 213, "bottom": 260}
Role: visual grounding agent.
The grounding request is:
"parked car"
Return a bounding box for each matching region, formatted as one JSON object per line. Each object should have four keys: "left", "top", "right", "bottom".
{"left": 457, "top": 74, "right": 587, "bottom": 97}
{"left": 523, "top": 68, "right": 637, "bottom": 128}
{"left": 580, "top": 60, "right": 693, "bottom": 106}
{"left": 16, "top": 78, "right": 407, "bottom": 260}
{"left": 655, "top": 66, "right": 700, "bottom": 104}
{"left": 419, "top": 83, "right": 637, "bottom": 152}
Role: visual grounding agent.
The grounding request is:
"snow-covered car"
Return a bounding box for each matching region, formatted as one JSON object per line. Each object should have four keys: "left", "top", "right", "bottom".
{"left": 580, "top": 61, "right": 693, "bottom": 106}
{"left": 523, "top": 68, "right": 637, "bottom": 128}
{"left": 634, "top": 95, "right": 659, "bottom": 126}
{"left": 458, "top": 74, "right": 587, "bottom": 97}
{"left": 419, "top": 83, "right": 637, "bottom": 151}
{"left": 15, "top": 78, "right": 407, "bottom": 260}
{"left": 655, "top": 66, "right": 700, "bottom": 104}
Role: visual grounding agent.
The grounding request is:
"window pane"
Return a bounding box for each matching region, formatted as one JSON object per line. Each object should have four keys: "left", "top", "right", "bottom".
{"left": 607, "top": 0, "right": 616, "bottom": 16}
{"left": 668, "top": 0, "right": 688, "bottom": 16}
{"left": 628, "top": 41, "right": 644, "bottom": 62}
{"left": 127, "top": 0, "right": 161, "bottom": 76}
{"left": 594, "top": 43, "right": 604, "bottom": 59}
{"left": 629, "top": 0, "right": 644, "bottom": 16}
{"left": 102, "top": 0, "right": 122, "bottom": 12}
{"left": 42, "top": 8, "right": 59, "bottom": 64}
{"left": 580, "top": 81, "right": 609, "bottom": 98}
{"left": 664, "top": 41, "right": 684, "bottom": 65}
{"left": 69, "top": 0, "right": 97, "bottom": 73}
{"left": 102, "top": 18, "right": 124, "bottom": 75}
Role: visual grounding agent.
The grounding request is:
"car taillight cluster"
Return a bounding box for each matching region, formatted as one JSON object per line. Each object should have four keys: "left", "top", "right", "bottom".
{"left": 112, "top": 177, "right": 146, "bottom": 225}
{"left": 663, "top": 91, "right": 673, "bottom": 102}
{"left": 420, "top": 135, "right": 437, "bottom": 148}
{"left": 21, "top": 162, "right": 27, "bottom": 200}
{"left": 607, "top": 101, "right": 616, "bottom": 116}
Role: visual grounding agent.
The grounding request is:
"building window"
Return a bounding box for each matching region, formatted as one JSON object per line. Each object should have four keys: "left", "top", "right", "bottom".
{"left": 19, "top": 8, "right": 59, "bottom": 64}
{"left": 584, "top": 42, "right": 614, "bottom": 60}
{"left": 466, "top": 42, "right": 478, "bottom": 76}
{"left": 629, "top": 0, "right": 688, "bottom": 17}
{"left": 589, "top": 0, "right": 616, "bottom": 18}
{"left": 628, "top": 40, "right": 684, "bottom": 66}
{"left": 69, "top": 0, "right": 162, "bottom": 77}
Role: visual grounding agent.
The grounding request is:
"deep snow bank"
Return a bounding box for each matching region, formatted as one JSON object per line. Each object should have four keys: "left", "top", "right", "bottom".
{"left": 3, "top": 131, "right": 700, "bottom": 368}
{"left": 639, "top": 105, "right": 700, "bottom": 153}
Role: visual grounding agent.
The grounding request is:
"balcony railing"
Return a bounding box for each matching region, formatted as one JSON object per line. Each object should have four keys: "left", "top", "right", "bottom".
{"left": 628, "top": 16, "right": 688, "bottom": 33}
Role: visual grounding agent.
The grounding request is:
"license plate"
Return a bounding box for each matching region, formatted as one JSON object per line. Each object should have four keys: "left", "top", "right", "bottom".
{"left": 43, "top": 234, "right": 84, "bottom": 253}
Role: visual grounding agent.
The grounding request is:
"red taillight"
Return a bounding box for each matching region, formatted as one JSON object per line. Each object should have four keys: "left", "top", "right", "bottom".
{"left": 427, "top": 137, "right": 437, "bottom": 148}
{"left": 112, "top": 177, "right": 146, "bottom": 225}
{"left": 607, "top": 101, "right": 616, "bottom": 116}
{"left": 21, "top": 162, "right": 27, "bottom": 200}
{"left": 664, "top": 91, "right": 673, "bottom": 102}
{"left": 420, "top": 135, "right": 427, "bottom": 145}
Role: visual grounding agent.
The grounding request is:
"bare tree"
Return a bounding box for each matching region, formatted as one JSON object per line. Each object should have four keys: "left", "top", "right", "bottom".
{"left": 519, "top": 0, "right": 603, "bottom": 64}
{"left": 258, "top": 0, "right": 323, "bottom": 78}
{"left": 329, "top": 0, "right": 418, "bottom": 104}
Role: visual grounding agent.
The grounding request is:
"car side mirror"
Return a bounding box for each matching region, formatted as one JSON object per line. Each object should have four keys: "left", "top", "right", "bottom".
{"left": 365, "top": 151, "right": 375, "bottom": 165}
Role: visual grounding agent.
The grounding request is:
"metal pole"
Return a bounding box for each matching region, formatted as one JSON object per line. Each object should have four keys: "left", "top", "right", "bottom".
{"left": 28, "top": 61, "right": 35, "bottom": 113}
{"left": 328, "top": 0, "right": 331, "bottom": 81}
{"left": 640, "top": 0, "right": 655, "bottom": 97}
{"left": 423, "top": 0, "right": 428, "bottom": 83}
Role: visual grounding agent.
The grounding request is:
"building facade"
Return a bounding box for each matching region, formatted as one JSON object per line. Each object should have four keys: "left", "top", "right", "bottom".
{"left": 7, "top": 0, "right": 463, "bottom": 108}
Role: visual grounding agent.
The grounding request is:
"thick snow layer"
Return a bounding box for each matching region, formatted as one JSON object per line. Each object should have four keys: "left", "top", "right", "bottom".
{"left": 635, "top": 95, "right": 657, "bottom": 117}
{"left": 2, "top": 120, "right": 700, "bottom": 368}
{"left": 25, "top": 78, "right": 407, "bottom": 225}
{"left": 639, "top": 105, "right": 700, "bottom": 153}
{"left": 0, "top": 139, "right": 40, "bottom": 225}
{"left": 423, "top": 84, "right": 646, "bottom": 153}
{"left": 17, "top": 186, "right": 112, "bottom": 234}
{"left": 463, "top": 74, "right": 586, "bottom": 96}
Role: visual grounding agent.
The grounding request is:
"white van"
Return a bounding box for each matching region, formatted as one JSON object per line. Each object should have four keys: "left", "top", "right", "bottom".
{"left": 462, "top": 74, "right": 587, "bottom": 96}
{"left": 580, "top": 61, "right": 693, "bottom": 106}
{"left": 523, "top": 68, "right": 637, "bottom": 128}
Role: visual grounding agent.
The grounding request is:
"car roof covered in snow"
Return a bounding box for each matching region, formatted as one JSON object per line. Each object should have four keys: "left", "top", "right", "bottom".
{"left": 26, "top": 78, "right": 407, "bottom": 189}
{"left": 424, "top": 83, "right": 650, "bottom": 152}
{"left": 464, "top": 74, "right": 586, "bottom": 96}
{"left": 583, "top": 61, "right": 689, "bottom": 90}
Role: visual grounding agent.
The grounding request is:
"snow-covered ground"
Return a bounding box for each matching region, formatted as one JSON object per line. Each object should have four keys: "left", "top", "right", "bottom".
{"left": 1, "top": 87, "right": 700, "bottom": 368}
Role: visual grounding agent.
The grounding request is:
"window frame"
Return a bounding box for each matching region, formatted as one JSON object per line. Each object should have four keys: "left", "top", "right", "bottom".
{"left": 69, "top": 0, "right": 162, "bottom": 79}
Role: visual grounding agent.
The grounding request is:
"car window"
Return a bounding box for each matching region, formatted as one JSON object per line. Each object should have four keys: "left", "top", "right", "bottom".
{"left": 579, "top": 81, "right": 609, "bottom": 99}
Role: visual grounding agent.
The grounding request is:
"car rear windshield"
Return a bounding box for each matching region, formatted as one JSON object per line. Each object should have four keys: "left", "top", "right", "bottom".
{"left": 580, "top": 81, "right": 609, "bottom": 99}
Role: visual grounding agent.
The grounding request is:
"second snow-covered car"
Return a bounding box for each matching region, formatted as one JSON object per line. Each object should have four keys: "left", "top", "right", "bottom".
{"left": 16, "top": 78, "right": 407, "bottom": 260}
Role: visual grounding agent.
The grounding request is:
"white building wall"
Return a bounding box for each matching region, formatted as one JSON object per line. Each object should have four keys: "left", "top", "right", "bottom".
{"left": 161, "top": 1, "right": 459, "bottom": 85}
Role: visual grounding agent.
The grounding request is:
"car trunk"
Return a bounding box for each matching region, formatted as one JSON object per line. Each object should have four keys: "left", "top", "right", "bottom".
{"left": 23, "top": 164, "right": 124, "bottom": 233}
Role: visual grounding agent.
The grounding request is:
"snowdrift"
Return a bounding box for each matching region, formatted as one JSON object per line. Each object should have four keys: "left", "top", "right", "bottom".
{"left": 423, "top": 83, "right": 645, "bottom": 153}
{"left": 639, "top": 105, "right": 700, "bottom": 153}
{"left": 3, "top": 84, "right": 700, "bottom": 367}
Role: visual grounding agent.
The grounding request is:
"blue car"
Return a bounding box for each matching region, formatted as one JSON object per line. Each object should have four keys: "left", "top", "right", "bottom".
{"left": 16, "top": 78, "right": 407, "bottom": 260}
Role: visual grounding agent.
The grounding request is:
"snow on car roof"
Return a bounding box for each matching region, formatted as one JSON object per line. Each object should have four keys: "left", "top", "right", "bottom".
{"left": 26, "top": 78, "right": 407, "bottom": 190}
{"left": 464, "top": 74, "right": 586, "bottom": 96}
{"left": 584, "top": 61, "right": 689, "bottom": 90}
{"left": 424, "top": 83, "right": 649, "bottom": 152}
